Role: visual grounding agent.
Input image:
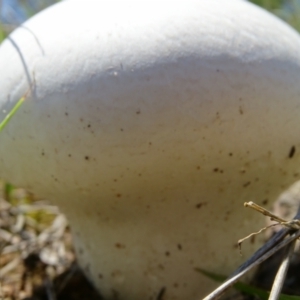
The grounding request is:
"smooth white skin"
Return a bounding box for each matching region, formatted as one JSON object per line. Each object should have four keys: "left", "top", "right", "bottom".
{"left": 1, "top": 0, "right": 300, "bottom": 299}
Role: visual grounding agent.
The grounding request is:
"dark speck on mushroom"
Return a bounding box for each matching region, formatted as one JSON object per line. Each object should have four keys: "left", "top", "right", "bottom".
{"left": 243, "top": 181, "right": 251, "bottom": 187}
{"left": 233, "top": 243, "right": 239, "bottom": 249}
{"left": 115, "top": 243, "right": 126, "bottom": 249}
{"left": 156, "top": 287, "right": 166, "bottom": 300}
{"left": 51, "top": 175, "right": 59, "bottom": 182}
{"left": 288, "top": 145, "right": 296, "bottom": 158}
{"left": 196, "top": 203, "right": 203, "bottom": 209}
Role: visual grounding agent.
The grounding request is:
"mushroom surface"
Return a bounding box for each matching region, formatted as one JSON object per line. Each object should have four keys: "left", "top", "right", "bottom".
{"left": 1, "top": 0, "right": 300, "bottom": 299}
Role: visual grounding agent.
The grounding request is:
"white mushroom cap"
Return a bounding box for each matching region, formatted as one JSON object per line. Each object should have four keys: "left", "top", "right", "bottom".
{"left": 1, "top": 0, "right": 300, "bottom": 299}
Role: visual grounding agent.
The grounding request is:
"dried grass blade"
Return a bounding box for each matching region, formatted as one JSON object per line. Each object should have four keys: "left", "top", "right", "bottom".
{"left": 268, "top": 239, "right": 296, "bottom": 300}
{"left": 202, "top": 230, "right": 300, "bottom": 300}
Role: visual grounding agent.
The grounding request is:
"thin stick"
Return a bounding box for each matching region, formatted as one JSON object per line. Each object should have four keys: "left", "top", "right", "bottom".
{"left": 231, "top": 228, "right": 289, "bottom": 277}
{"left": 202, "top": 230, "right": 300, "bottom": 300}
{"left": 244, "top": 202, "right": 300, "bottom": 230}
{"left": 268, "top": 239, "right": 296, "bottom": 300}
{"left": 232, "top": 203, "right": 300, "bottom": 278}
{"left": 238, "top": 223, "right": 280, "bottom": 254}
{"left": 244, "top": 202, "right": 287, "bottom": 223}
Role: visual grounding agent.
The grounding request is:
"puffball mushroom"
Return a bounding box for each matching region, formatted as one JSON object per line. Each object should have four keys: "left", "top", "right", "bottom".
{"left": 1, "top": 0, "right": 300, "bottom": 299}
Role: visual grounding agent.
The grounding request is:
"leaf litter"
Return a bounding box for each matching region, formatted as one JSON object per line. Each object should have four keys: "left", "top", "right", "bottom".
{"left": 0, "top": 183, "right": 102, "bottom": 300}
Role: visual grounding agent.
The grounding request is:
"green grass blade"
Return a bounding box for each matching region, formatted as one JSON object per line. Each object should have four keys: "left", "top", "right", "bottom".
{"left": 0, "top": 96, "right": 25, "bottom": 132}
{"left": 196, "top": 268, "right": 300, "bottom": 300}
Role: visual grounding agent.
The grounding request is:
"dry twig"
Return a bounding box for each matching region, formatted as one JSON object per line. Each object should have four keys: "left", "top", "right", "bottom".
{"left": 202, "top": 229, "right": 300, "bottom": 300}
{"left": 203, "top": 201, "right": 300, "bottom": 300}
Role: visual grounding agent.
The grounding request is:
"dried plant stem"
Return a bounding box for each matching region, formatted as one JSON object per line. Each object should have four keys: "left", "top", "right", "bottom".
{"left": 238, "top": 223, "right": 280, "bottom": 253}
{"left": 202, "top": 230, "right": 300, "bottom": 300}
{"left": 232, "top": 228, "right": 288, "bottom": 277}
{"left": 244, "top": 202, "right": 300, "bottom": 230}
{"left": 268, "top": 239, "right": 296, "bottom": 300}
{"left": 244, "top": 202, "right": 287, "bottom": 223}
